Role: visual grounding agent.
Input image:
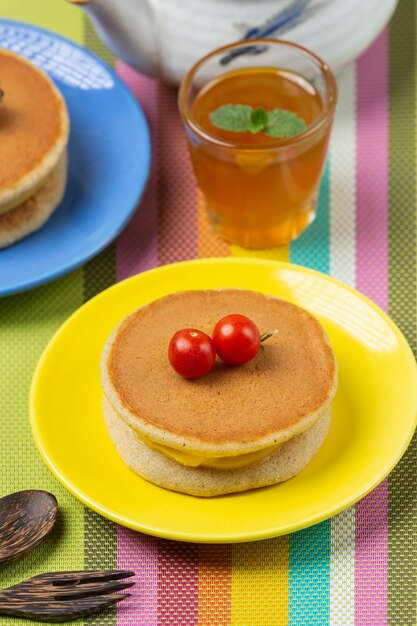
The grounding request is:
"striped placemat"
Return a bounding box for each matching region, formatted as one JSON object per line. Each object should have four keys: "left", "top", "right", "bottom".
{"left": 0, "top": 1, "right": 415, "bottom": 624}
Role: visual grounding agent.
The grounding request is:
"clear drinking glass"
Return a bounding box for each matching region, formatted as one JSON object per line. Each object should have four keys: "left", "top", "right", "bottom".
{"left": 178, "top": 39, "right": 337, "bottom": 249}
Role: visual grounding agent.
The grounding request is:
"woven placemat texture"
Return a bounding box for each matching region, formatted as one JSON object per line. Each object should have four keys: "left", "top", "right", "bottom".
{"left": 0, "top": 1, "right": 415, "bottom": 624}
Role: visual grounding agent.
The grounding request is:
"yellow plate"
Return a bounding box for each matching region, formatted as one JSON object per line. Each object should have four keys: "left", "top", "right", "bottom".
{"left": 30, "top": 258, "right": 417, "bottom": 543}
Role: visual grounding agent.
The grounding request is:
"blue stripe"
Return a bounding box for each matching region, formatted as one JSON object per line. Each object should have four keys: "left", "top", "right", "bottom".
{"left": 288, "top": 156, "right": 331, "bottom": 624}
{"left": 289, "top": 158, "right": 331, "bottom": 272}
{"left": 289, "top": 521, "right": 331, "bottom": 625}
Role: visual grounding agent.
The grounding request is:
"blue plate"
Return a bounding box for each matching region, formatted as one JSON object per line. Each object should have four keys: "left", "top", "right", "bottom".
{"left": 0, "top": 20, "right": 151, "bottom": 295}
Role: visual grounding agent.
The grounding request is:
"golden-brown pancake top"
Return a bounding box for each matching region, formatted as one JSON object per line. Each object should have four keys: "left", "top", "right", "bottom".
{"left": 106, "top": 290, "right": 337, "bottom": 446}
{"left": 0, "top": 50, "right": 67, "bottom": 193}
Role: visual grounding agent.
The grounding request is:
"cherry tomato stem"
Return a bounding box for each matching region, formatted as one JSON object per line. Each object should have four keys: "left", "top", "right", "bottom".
{"left": 260, "top": 329, "right": 278, "bottom": 343}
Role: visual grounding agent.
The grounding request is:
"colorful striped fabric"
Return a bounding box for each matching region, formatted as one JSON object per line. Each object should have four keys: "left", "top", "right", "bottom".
{"left": 0, "top": 1, "right": 416, "bottom": 624}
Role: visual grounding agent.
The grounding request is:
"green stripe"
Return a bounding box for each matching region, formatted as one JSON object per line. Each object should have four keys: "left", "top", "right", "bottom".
{"left": 0, "top": 0, "right": 85, "bottom": 43}
{"left": 84, "top": 15, "right": 116, "bottom": 66}
{"left": 388, "top": 1, "right": 417, "bottom": 624}
{"left": 83, "top": 245, "right": 117, "bottom": 625}
{"left": 0, "top": 6, "right": 115, "bottom": 626}
{"left": 80, "top": 17, "right": 118, "bottom": 624}
{"left": 84, "top": 17, "right": 117, "bottom": 626}
{"left": 82, "top": 237, "right": 117, "bottom": 625}
{"left": 0, "top": 272, "right": 85, "bottom": 626}
{"left": 83, "top": 244, "right": 117, "bottom": 302}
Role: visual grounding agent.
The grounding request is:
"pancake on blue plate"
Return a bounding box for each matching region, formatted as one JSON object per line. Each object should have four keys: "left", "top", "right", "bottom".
{"left": 0, "top": 50, "right": 69, "bottom": 247}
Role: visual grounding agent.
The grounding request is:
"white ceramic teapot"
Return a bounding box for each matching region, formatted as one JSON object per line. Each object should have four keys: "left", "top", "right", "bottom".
{"left": 69, "top": 0, "right": 398, "bottom": 84}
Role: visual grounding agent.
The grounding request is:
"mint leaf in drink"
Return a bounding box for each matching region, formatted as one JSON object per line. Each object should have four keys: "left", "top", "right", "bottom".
{"left": 209, "top": 104, "right": 252, "bottom": 132}
{"left": 209, "top": 104, "right": 307, "bottom": 137}
{"left": 247, "top": 108, "right": 268, "bottom": 133}
{"left": 266, "top": 109, "right": 306, "bottom": 137}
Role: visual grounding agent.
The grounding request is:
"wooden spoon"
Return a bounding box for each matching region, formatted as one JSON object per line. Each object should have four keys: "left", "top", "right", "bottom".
{"left": 0, "top": 490, "right": 58, "bottom": 565}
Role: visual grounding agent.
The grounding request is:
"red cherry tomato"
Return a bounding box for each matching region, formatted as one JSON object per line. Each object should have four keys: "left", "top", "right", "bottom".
{"left": 213, "top": 314, "right": 261, "bottom": 365}
{"left": 168, "top": 328, "right": 216, "bottom": 379}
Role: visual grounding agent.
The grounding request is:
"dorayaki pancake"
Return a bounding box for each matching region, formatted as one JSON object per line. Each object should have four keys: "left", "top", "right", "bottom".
{"left": 0, "top": 50, "right": 69, "bottom": 222}
{"left": 0, "top": 49, "right": 69, "bottom": 207}
{"left": 101, "top": 290, "right": 338, "bottom": 461}
{"left": 103, "top": 395, "right": 332, "bottom": 497}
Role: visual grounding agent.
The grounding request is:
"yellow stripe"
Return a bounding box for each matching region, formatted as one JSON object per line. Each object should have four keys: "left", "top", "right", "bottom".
{"left": 232, "top": 536, "right": 289, "bottom": 625}
{"left": 230, "top": 243, "right": 289, "bottom": 262}
{"left": 2, "top": 0, "right": 85, "bottom": 44}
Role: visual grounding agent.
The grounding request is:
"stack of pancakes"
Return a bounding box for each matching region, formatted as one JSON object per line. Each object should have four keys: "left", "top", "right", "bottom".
{"left": 0, "top": 50, "right": 69, "bottom": 248}
{"left": 101, "top": 289, "right": 337, "bottom": 497}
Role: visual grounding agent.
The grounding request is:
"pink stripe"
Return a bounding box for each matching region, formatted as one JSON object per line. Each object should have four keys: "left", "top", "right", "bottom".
{"left": 156, "top": 82, "right": 199, "bottom": 264}
{"left": 115, "top": 61, "right": 159, "bottom": 625}
{"left": 115, "top": 61, "right": 159, "bottom": 279}
{"left": 354, "top": 30, "right": 389, "bottom": 626}
{"left": 158, "top": 540, "right": 199, "bottom": 624}
{"left": 117, "top": 527, "right": 158, "bottom": 626}
{"left": 355, "top": 30, "right": 389, "bottom": 311}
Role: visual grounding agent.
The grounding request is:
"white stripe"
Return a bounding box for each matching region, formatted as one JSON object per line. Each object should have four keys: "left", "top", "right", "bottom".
{"left": 330, "top": 63, "right": 356, "bottom": 287}
{"left": 329, "top": 62, "right": 356, "bottom": 626}
{"left": 330, "top": 508, "right": 356, "bottom": 625}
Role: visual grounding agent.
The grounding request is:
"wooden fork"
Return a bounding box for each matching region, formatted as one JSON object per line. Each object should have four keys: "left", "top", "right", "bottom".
{"left": 0, "top": 569, "right": 135, "bottom": 622}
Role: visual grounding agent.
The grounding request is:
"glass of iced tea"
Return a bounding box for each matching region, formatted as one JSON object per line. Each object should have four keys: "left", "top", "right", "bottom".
{"left": 178, "top": 39, "right": 337, "bottom": 249}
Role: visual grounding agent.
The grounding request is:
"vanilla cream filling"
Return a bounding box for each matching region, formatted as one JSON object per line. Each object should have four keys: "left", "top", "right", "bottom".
{"left": 108, "top": 397, "right": 282, "bottom": 469}
{"left": 137, "top": 434, "right": 282, "bottom": 469}
{"left": 107, "top": 396, "right": 284, "bottom": 469}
